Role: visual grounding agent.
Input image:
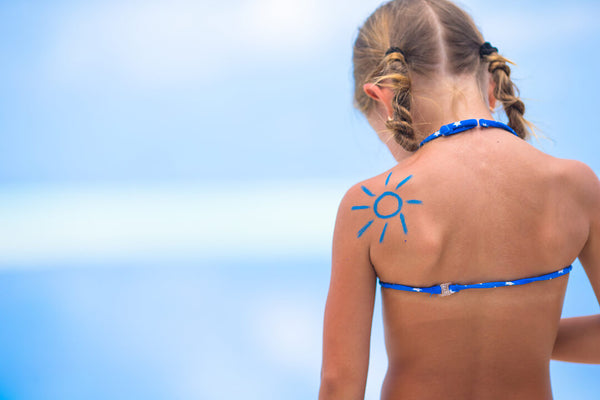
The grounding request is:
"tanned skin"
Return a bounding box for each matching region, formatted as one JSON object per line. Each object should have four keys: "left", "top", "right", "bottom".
{"left": 319, "top": 72, "right": 600, "bottom": 400}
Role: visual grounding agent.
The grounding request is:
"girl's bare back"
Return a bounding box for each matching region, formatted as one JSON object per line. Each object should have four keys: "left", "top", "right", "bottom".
{"left": 319, "top": 1, "right": 600, "bottom": 399}
{"left": 362, "top": 129, "right": 589, "bottom": 399}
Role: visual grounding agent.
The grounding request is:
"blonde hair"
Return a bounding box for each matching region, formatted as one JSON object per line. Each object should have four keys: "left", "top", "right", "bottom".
{"left": 353, "top": 0, "right": 533, "bottom": 151}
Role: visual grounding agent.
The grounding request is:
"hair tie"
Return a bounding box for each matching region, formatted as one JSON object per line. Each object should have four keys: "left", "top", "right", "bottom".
{"left": 479, "top": 42, "right": 498, "bottom": 57}
{"left": 385, "top": 47, "right": 406, "bottom": 58}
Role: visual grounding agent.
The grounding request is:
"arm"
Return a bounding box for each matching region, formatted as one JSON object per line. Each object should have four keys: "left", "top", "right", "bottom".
{"left": 552, "top": 162, "right": 600, "bottom": 364}
{"left": 552, "top": 316, "right": 600, "bottom": 363}
{"left": 319, "top": 186, "right": 377, "bottom": 400}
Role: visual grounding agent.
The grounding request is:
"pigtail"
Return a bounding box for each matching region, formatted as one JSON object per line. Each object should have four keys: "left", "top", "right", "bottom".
{"left": 485, "top": 53, "right": 535, "bottom": 139}
{"left": 374, "top": 51, "right": 419, "bottom": 151}
{"left": 353, "top": 0, "right": 534, "bottom": 149}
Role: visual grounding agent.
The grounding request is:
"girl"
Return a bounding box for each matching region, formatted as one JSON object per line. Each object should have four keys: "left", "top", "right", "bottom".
{"left": 319, "top": 0, "right": 600, "bottom": 399}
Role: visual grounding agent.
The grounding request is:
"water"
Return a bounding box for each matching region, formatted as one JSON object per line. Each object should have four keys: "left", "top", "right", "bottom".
{"left": 0, "top": 255, "right": 597, "bottom": 399}
{"left": 0, "top": 257, "right": 327, "bottom": 400}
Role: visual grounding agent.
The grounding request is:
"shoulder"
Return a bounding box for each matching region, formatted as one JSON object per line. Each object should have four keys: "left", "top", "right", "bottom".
{"left": 336, "top": 168, "right": 404, "bottom": 215}
{"left": 335, "top": 167, "right": 420, "bottom": 241}
{"left": 552, "top": 159, "right": 600, "bottom": 216}
{"left": 334, "top": 170, "right": 394, "bottom": 235}
{"left": 339, "top": 171, "right": 387, "bottom": 205}
{"left": 557, "top": 159, "right": 600, "bottom": 198}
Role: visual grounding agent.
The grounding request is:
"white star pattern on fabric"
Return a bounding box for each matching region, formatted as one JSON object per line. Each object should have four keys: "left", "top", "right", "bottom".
{"left": 419, "top": 119, "right": 519, "bottom": 149}
{"left": 380, "top": 265, "right": 572, "bottom": 295}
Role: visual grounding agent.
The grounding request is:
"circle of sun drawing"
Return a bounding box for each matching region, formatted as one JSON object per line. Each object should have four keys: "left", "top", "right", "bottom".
{"left": 351, "top": 172, "right": 422, "bottom": 243}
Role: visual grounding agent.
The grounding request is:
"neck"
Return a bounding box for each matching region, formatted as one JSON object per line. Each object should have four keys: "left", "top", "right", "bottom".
{"left": 366, "top": 72, "right": 494, "bottom": 162}
{"left": 410, "top": 73, "right": 493, "bottom": 140}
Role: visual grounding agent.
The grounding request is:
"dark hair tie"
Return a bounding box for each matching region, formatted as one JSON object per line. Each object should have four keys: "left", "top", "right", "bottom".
{"left": 479, "top": 42, "right": 498, "bottom": 57}
{"left": 385, "top": 47, "right": 406, "bottom": 58}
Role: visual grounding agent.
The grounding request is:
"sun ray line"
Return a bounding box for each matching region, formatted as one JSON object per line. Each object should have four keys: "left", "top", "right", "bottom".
{"left": 396, "top": 175, "right": 413, "bottom": 190}
{"left": 385, "top": 172, "right": 392, "bottom": 186}
{"left": 400, "top": 213, "right": 408, "bottom": 234}
{"left": 358, "top": 220, "right": 374, "bottom": 238}
{"left": 379, "top": 222, "right": 388, "bottom": 243}
{"left": 407, "top": 200, "right": 422, "bottom": 204}
{"left": 351, "top": 205, "right": 371, "bottom": 210}
{"left": 361, "top": 186, "right": 376, "bottom": 197}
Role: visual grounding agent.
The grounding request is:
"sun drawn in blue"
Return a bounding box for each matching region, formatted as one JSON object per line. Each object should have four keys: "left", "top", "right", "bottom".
{"left": 351, "top": 172, "right": 422, "bottom": 243}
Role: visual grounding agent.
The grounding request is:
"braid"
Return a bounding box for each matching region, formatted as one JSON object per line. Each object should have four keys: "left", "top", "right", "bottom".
{"left": 353, "top": 0, "right": 534, "bottom": 150}
{"left": 485, "top": 53, "right": 534, "bottom": 139}
{"left": 372, "top": 51, "right": 418, "bottom": 151}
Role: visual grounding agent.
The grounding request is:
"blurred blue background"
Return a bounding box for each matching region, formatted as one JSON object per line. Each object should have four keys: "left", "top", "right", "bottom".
{"left": 1, "top": 0, "right": 599, "bottom": 398}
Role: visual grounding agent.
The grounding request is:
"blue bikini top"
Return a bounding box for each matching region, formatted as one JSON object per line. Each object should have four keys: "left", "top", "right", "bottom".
{"left": 379, "top": 118, "right": 572, "bottom": 296}
{"left": 379, "top": 265, "right": 572, "bottom": 296}
{"left": 419, "top": 118, "right": 518, "bottom": 148}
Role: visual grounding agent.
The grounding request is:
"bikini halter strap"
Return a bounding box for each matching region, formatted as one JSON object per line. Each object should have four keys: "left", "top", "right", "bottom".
{"left": 419, "top": 119, "right": 518, "bottom": 148}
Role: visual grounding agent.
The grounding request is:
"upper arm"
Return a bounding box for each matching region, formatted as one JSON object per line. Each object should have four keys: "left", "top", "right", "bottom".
{"left": 575, "top": 162, "right": 600, "bottom": 305}
{"left": 320, "top": 184, "right": 377, "bottom": 393}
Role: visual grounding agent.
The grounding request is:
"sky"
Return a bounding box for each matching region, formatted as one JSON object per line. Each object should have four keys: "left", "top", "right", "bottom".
{"left": 1, "top": 0, "right": 599, "bottom": 399}
{"left": 3, "top": 0, "right": 600, "bottom": 185}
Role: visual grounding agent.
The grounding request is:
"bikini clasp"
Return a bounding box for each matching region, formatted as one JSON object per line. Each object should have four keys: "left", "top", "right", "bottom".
{"left": 440, "top": 283, "right": 455, "bottom": 297}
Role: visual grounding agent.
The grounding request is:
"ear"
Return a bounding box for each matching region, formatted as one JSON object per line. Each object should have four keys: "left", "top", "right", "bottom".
{"left": 487, "top": 75, "right": 497, "bottom": 111}
{"left": 363, "top": 83, "right": 395, "bottom": 118}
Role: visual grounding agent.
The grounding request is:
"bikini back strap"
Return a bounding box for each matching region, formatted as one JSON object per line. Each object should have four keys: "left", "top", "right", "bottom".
{"left": 379, "top": 265, "right": 573, "bottom": 296}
